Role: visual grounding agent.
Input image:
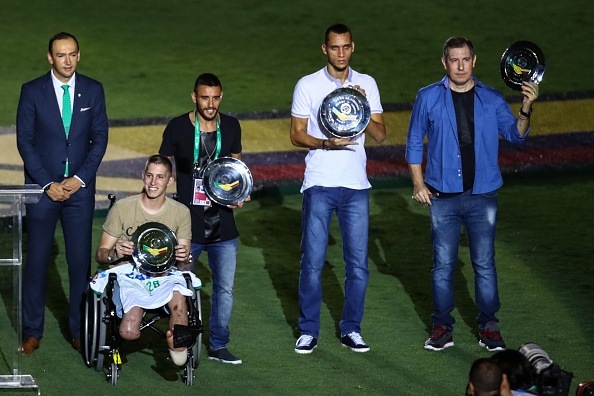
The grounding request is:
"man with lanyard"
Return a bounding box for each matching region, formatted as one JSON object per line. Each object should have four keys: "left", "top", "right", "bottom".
{"left": 290, "top": 24, "right": 386, "bottom": 354}
{"left": 406, "top": 37, "right": 540, "bottom": 351}
{"left": 159, "top": 73, "right": 247, "bottom": 364}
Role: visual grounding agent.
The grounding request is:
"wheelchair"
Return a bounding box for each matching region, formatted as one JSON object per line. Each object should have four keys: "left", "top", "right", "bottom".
{"left": 83, "top": 270, "right": 203, "bottom": 385}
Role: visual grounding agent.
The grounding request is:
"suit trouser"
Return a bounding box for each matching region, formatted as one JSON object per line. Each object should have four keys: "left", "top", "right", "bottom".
{"left": 23, "top": 193, "right": 94, "bottom": 340}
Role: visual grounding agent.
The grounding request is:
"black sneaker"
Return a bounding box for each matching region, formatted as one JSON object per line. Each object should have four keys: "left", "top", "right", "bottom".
{"left": 340, "top": 332, "right": 370, "bottom": 352}
{"left": 424, "top": 325, "right": 454, "bottom": 351}
{"left": 207, "top": 348, "right": 242, "bottom": 364}
{"left": 295, "top": 335, "right": 317, "bottom": 354}
{"left": 479, "top": 321, "right": 505, "bottom": 351}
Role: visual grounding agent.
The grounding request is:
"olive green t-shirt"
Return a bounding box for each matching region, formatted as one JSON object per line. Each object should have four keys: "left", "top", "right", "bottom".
{"left": 103, "top": 195, "right": 191, "bottom": 265}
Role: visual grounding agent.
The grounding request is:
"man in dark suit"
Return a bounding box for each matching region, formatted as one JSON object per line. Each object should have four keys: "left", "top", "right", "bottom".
{"left": 16, "top": 32, "right": 108, "bottom": 355}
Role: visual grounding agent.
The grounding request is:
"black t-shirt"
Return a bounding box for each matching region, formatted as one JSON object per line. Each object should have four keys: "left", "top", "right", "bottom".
{"left": 427, "top": 88, "right": 476, "bottom": 198}
{"left": 452, "top": 88, "right": 475, "bottom": 191}
{"left": 159, "top": 112, "right": 242, "bottom": 244}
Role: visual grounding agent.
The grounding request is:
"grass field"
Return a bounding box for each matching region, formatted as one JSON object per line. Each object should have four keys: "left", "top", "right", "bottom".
{"left": 0, "top": 170, "right": 592, "bottom": 395}
{"left": 1, "top": 0, "right": 594, "bottom": 125}
{"left": 1, "top": 0, "right": 593, "bottom": 394}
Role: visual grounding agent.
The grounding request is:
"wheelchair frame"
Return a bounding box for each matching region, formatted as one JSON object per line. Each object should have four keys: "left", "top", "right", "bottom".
{"left": 83, "top": 271, "right": 203, "bottom": 385}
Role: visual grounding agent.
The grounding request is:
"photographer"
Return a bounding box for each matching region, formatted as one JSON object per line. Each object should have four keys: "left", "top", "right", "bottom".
{"left": 467, "top": 358, "right": 504, "bottom": 396}
{"left": 492, "top": 350, "right": 539, "bottom": 395}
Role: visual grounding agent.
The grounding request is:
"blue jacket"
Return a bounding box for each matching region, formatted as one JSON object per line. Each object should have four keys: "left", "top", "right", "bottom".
{"left": 406, "top": 75, "right": 528, "bottom": 194}
{"left": 16, "top": 71, "right": 108, "bottom": 194}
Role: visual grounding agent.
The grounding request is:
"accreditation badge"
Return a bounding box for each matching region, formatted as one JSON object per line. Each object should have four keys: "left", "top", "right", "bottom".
{"left": 192, "top": 178, "right": 211, "bottom": 207}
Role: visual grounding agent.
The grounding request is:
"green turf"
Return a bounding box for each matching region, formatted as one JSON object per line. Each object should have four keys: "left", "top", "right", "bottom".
{"left": 1, "top": 0, "right": 593, "bottom": 125}
{"left": 1, "top": 169, "right": 592, "bottom": 395}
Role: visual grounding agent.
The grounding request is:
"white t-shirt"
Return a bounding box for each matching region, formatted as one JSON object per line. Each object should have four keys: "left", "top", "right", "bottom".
{"left": 291, "top": 66, "right": 383, "bottom": 192}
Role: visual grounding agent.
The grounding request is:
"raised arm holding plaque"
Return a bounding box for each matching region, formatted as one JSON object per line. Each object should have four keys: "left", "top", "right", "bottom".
{"left": 500, "top": 41, "right": 545, "bottom": 91}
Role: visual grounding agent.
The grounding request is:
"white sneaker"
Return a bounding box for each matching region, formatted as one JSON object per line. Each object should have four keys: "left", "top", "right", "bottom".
{"left": 340, "top": 332, "right": 370, "bottom": 352}
{"left": 295, "top": 335, "right": 317, "bottom": 354}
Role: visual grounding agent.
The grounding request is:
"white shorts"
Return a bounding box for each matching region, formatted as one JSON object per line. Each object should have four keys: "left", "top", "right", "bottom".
{"left": 90, "top": 263, "right": 202, "bottom": 313}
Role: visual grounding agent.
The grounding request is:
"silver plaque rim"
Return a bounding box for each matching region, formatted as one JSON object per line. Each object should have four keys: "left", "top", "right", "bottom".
{"left": 131, "top": 222, "right": 178, "bottom": 276}
{"left": 202, "top": 157, "right": 253, "bottom": 206}
{"left": 500, "top": 41, "right": 545, "bottom": 91}
{"left": 319, "top": 87, "right": 371, "bottom": 138}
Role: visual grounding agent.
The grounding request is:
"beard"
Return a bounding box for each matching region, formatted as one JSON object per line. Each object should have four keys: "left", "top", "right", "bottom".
{"left": 328, "top": 60, "right": 348, "bottom": 73}
{"left": 197, "top": 106, "right": 218, "bottom": 121}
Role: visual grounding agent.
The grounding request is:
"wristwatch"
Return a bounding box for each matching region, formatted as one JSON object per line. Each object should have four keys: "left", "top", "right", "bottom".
{"left": 519, "top": 106, "right": 533, "bottom": 118}
{"left": 43, "top": 183, "right": 53, "bottom": 192}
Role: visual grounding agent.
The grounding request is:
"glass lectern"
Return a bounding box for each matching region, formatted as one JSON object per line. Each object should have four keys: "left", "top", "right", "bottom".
{"left": 0, "top": 185, "right": 42, "bottom": 395}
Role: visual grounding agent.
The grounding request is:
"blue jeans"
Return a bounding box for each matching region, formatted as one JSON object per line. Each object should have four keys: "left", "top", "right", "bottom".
{"left": 298, "top": 186, "right": 370, "bottom": 338}
{"left": 429, "top": 190, "right": 500, "bottom": 331}
{"left": 191, "top": 238, "right": 237, "bottom": 349}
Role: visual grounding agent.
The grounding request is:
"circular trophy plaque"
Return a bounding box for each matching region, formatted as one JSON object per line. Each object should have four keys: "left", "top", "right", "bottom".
{"left": 319, "top": 87, "right": 371, "bottom": 138}
{"left": 202, "top": 157, "right": 253, "bottom": 206}
{"left": 500, "top": 41, "right": 545, "bottom": 91}
{"left": 131, "top": 222, "right": 178, "bottom": 276}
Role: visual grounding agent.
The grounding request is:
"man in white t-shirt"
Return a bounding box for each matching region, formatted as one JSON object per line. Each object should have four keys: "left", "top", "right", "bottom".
{"left": 93, "top": 154, "right": 195, "bottom": 366}
{"left": 290, "top": 23, "right": 386, "bottom": 354}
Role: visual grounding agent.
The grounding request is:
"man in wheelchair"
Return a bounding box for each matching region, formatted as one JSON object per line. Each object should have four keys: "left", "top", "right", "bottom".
{"left": 92, "top": 154, "right": 197, "bottom": 366}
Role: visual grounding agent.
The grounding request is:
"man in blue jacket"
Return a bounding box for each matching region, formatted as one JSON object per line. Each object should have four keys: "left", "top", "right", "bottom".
{"left": 406, "top": 37, "right": 539, "bottom": 352}
{"left": 17, "top": 32, "right": 108, "bottom": 354}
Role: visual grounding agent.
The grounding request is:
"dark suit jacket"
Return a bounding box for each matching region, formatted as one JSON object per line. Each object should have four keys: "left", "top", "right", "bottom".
{"left": 16, "top": 71, "right": 109, "bottom": 194}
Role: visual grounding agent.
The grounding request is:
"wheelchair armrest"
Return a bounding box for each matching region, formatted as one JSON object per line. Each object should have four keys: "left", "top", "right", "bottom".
{"left": 106, "top": 273, "right": 118, "bottom": 300}
{"left": 182, "top": 273, "right": 192, "bottom": 288}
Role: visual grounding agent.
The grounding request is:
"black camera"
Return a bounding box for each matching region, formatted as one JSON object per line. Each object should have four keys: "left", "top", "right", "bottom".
{"left": 519, "top": 343, "right": 573, "bottom": 396}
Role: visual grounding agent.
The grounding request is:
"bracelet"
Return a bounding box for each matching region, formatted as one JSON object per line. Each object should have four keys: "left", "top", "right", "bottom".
{"left": 322, "top": 140, "right": 327, "bottom": 149}
{"left": 107, "top": 247, "right": 115, "bottom": 262}
{"left": 519, "top": 106, "right": 532, "bottom": 118}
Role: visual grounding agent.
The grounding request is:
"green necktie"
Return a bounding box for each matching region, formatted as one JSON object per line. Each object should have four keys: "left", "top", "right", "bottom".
{"left": 61, "top": 84, "right": 71, "bottom": 176}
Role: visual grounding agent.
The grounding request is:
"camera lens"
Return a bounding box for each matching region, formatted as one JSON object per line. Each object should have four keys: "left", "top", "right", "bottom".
{"left": 577, "top": 381, "right": 594, "bottom": 396}
{"left": 518, "top": 343, "right": 553, "bottom": 374}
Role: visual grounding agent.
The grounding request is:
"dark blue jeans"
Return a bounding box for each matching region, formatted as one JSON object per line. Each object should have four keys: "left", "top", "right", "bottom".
{"left": 191, "top": 238, "right": 237, "bottom": 349}
{"left": 298, "top": 186, "right": 370, "bottom": 338}
{"left": 429, "top": 190, "right": 500, "bottom": 331}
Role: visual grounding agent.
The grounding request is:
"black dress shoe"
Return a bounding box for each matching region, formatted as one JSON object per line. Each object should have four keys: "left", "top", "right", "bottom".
{"left": 72, "top": 338, "right": 82, "bottom": 353}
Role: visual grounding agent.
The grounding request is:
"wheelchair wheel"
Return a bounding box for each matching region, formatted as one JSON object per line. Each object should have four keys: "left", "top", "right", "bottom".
{"left": 107, "top": 360, "right": 118, "bottom": 386}
{"left": 183, "top": 355, "right": 194, "bottom": 386}
{"left": 95, "top": 294, "right": 109, "bottom": 372}
{"left": 192, "top": 290, "right": 202, "bottom": 369}
{"left": 107, "top": 349, "right": 121, "bottom": 385}
{"left": 84, "top": 287, "right": 100, "bottom": 367}
{"left": 183, "top": 273, "right": 203, "bottom": 371}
